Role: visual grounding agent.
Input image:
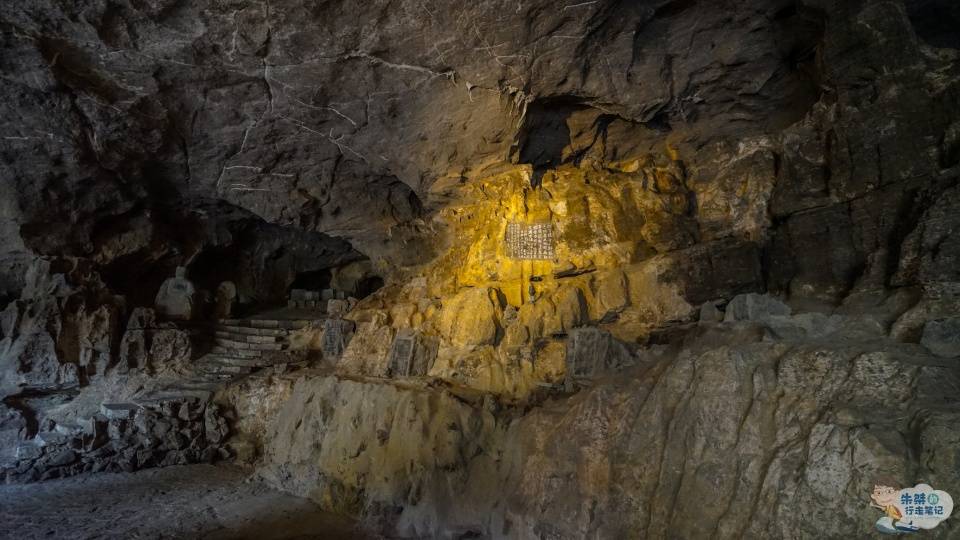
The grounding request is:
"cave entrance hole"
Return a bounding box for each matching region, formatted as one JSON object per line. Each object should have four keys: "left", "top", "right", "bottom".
{"left": 354, "top": 275, "right": 384, "bottom": 299}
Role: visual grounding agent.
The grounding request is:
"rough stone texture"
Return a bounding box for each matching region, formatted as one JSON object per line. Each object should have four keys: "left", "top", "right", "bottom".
{"left": 1, "top": 396, "right": 231, "bottom": 484}
{"left": 252, "top": 309, "right": 960, "bottom": 539}
{"left": 921, "top": 318, "right": 960, "bottom": 358}
{"left": 1, "top": 0, "right": 955, "bottom": 299}
{"left": 2, "top": 0, "right": 960, "bottom": 538}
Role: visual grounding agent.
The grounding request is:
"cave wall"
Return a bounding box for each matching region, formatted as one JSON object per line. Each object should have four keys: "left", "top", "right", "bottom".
{"left": 3, "top": 0, "right": 958, "bottom": 301}
{"left": 2, "top": 0, "right": 960, "bottom": 538}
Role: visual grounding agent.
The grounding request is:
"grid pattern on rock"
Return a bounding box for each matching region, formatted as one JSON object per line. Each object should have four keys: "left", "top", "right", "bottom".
{"left": 505, "top": 222, "right": 555, "bottom": 260}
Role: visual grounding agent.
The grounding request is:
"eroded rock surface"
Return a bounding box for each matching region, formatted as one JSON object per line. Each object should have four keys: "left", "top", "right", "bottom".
{"left": 1, "top": 0, "right": 960, "bottom": 538}
{"left": 252, "top": 308, "right": 960, "bottom": 538}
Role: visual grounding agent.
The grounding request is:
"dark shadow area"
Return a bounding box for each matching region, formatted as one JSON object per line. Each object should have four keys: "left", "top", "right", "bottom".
{"left": 354, "top": 275, "right": 384, "bottom": 299}
{"left": 514, "top": 96, "right": 589, "bottom": 187}
{"left": 0, "top": 465, "right": 370, "bottom": 540}
{"left": 90, "top": 200, "right": 362, "bottom": 315}
{"left": 290, "top": 269, "right": 333, "bottom": 292}
{"left": 907, "top": 0, "right": 960, "bottom": 49}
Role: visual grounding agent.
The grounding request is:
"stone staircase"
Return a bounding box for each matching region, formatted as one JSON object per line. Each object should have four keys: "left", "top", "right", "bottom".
{"left": 138, "top": 315, "right": 319, "bottom": 405}
{"left": 199, "top": 317, "right": 314, "bottom": 378}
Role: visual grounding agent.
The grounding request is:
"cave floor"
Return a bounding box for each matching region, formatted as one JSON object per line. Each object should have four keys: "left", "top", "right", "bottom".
{"left": 0, "top": 464, "right": 369, "bottom": 540}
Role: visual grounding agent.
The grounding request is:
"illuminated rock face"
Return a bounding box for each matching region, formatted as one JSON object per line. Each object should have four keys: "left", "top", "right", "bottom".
{"left": 2, "top": 0, "right": 960, "bottom": 538}
{"left": 259, "top": 312, "right": 960, "bottom": 539}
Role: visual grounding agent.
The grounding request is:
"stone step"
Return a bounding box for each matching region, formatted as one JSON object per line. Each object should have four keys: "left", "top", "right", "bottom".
{"left": 214, "top": 330, "right": 281, "bottom": 344}
{"left": 177, "top": 380, "right": 223, "bottom": 391}
{"left": 215, "top": 337, "right": 285, "bottom": 351}
{"left": 140, "top": 389, "right": 213, "bottom": 403}
{"left": 198, "top": 363, "right": 250, "bottom": 376}
{"left": 204, "top": 354, "right": 274, "bottom": 368}
{"left": 219, "top": 318, "right": 313, "bottom": 330}
{"left": 211, "top": 345, "right": 265, "bottom": 358}
{"left": 215, "top": 325, "right": 288, "bottom": 337}
{"left": 198, "top": 355, "right": 258, "bottom": 370}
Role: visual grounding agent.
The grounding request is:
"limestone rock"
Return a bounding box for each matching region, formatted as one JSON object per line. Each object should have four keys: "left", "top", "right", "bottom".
{"left": 148, "top": 329, "right": 192, "bottom": 368}
{"left": 338, "top": 321, "right": 396, "bottom": 376}
{"left": 439, "top": 288, "right": 502, "bottom": 348}
{"left": 921, "top": 318, "right": 960, "bottom": 358}
{"left": 591, "top": 270, "right": 629, "bottom": 319}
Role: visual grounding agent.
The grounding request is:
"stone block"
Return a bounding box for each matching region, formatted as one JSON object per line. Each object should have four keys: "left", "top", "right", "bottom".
{"left": 101, "top": 403, "right": 140, "bottom": 420}
{"left": 34, "top": 431, "right": 70, "bottom": 447}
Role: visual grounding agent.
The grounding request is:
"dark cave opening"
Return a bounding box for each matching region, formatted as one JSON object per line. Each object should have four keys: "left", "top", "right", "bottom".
{"left": 907, "top": 0, "right": 960, "bottom": 49}
{"left": 289, "top": 269, "right": 333, "bottom": 292}
{"left": 354, "top": 275, "right": 384, "bottom": 299}
{"left": 514, "top": 96, "right": 590, "bottom": 188}
{"left": 99, "top": 253, "right": 179, "bottom": 310}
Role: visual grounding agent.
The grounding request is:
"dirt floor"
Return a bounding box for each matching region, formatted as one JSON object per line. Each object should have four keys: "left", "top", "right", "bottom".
{"left": 0, "top": 464, "right": 370, "bottom": 540}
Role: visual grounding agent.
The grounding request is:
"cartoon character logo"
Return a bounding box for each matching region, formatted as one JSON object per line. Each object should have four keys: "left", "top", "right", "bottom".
{"left": 870, "top": 483, "right": 953, "bottom": 534}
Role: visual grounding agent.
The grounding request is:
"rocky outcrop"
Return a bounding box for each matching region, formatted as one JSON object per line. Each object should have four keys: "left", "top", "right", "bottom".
{"left": 248, "top": 301, "right": 960, "bottom": 539}
{"left": 1, "top": 398, "right": 231, "bottom": 483}
{"left": 1, "top": 0, "right": 960, "bottom": 537}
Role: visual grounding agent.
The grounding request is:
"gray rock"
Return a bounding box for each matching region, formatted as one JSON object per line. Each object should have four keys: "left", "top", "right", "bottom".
{"left": 564, "top": 327, "right": 634, "bottom": 390}
{"left": 46, "top": 449, "right": 77, "bottom": 468}
{"left": 921, "top": 318, "right": 960, "bottom": 358}
{"left": 100, "top": 403, "right": 140, "bottom": 420}
{"left": 723, "top": 293, "right": 792, "bottom": 323}
{"left": 15, "top": 443, "right": 41, "bottom": 461}
{"left": 107, "top": 420, "right": 128, "bottom": 441}
{"left": 34, "top": 431, "right": 70, "bottom": 447}
{"left": 698, "top": 300, "right": 724, "bottom": 326}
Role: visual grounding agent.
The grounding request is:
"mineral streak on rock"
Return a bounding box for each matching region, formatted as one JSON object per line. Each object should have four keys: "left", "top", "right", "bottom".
{"left": 2, "top": 0, "right": 960, "bottom": 538}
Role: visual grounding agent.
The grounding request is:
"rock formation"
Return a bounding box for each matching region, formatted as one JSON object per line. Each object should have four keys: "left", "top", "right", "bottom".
{"left": 1, "top": 0, "right": 959, "bottom": 538}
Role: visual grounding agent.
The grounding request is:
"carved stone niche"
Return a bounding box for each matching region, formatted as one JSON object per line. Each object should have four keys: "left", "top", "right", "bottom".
{"left": 386, "top": 329, "right": 437, "bottom": 378}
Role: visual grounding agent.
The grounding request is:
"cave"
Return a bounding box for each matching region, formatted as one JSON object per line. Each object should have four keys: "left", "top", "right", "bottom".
{"left": 2, "top": 1, "right": 960, "bottom": 538}
{"left": 354, "top": 276, "right": 384, "bottom": 299}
